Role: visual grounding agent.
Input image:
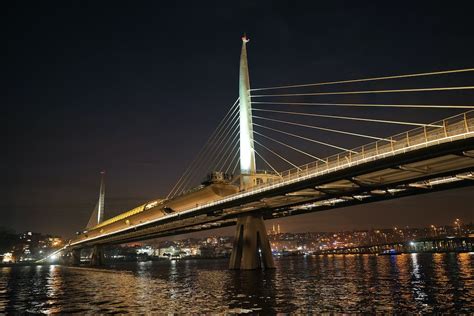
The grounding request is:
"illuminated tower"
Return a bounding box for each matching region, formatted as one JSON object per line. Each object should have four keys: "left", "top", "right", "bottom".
{"left": 86, "top": 171, "right": 105, "bottom": 229}
{"left": 97, "top": 171, "right": 105, "bottom": 224}
{"left": 229, "top": 36, "right": 275, "bottom": 270}
{"left": 239, "top": 35, "right": 256, "bottom": 188}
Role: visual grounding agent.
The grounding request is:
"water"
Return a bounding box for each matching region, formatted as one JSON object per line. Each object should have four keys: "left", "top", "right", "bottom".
{"left": 1, "top": 253, "right": 473, "bottom": 314}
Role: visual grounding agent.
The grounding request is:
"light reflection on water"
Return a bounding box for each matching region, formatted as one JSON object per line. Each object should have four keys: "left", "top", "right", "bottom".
{"left": 0, "top": 253, "right": 473, "bottom": 313}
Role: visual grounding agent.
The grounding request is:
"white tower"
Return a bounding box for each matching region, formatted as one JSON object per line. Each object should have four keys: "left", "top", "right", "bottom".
{"left": 97, "top": 171, "right": 105, "bottom": 224}
{"left": 85, "top": 171, "right": 105, "bottom": 229}
{"left": 239, "top": 35, "right": 256, "bottom": 189}
{"left": 229, "top": 35, "right": 275, "bottom": 270}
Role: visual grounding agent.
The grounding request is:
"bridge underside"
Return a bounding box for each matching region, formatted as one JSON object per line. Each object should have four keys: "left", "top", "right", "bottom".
{"left": 70, "top": 138, "right": 474, "bottom": 248}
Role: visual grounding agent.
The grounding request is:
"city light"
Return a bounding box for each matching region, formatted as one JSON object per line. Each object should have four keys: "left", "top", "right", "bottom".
{"left": 2, "top": 252, "right": 14, "bottom": 263}
{"left": 1, "top": 2, "right": 473, "bottom": 314}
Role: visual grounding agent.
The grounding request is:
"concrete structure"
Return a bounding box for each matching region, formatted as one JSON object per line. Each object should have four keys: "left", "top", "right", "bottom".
{"left": 86, "top": 172, "right": 105, "bottom": 229}
{"left": 239, "top": 34, "right": 256, "bottom": 188}
{"left": 57, "top": 38, "right": 474, "bottom": 270}
{"left": 315, "top": 237, "right": 474, "bottom": 255}
{"left": 91, "top": 245, "right": 104, "bottom": 266}
{"left": 230, "top": 35, "right": 275, "bottom": 269}
{"left": 71, "top": 249, "right": 81, "bottom": 265}
{"left": 229, "top": 214, "right": 274, "bottom": 269}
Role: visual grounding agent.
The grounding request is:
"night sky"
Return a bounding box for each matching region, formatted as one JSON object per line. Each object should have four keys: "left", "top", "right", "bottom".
{"left": 2, "top": 1, "right": 473, "bottom": 238}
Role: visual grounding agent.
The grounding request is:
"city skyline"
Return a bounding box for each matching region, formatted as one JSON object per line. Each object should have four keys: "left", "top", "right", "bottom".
{"left": 2, "top": 220, "right": 471, "bottom": 264}
{"left": 2, "top": 210, "right": 471, "bottom": 243}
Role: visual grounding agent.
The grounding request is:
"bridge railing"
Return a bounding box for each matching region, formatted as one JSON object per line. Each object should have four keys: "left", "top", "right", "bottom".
{"left": 249, "top": 110, "right": 474, "bottom": 191}
{"left": 167, "top": 111, "right": 473, "bottom": 218}
{"left": 73, "top": 112, "right": 473, "bottom": 245}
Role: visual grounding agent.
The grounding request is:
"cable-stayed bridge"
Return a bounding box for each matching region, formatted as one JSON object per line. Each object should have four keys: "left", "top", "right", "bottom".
{"left": 52, "top": 36, "right": 474, "bottom": 269}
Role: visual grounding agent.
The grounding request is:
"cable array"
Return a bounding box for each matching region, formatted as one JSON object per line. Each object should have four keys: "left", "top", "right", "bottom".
{"left": 247, "top": 67, "right": 474, "bottom": 176}
{"left": 252, "top": 86, "right": 474, "bottom": 98}
{"left": 253, "top": 115, "right": 394, "bottom": 141}
{"left": 251, "top": 67, "right": 474, "bottom": 91}
{"left": 167, "top": 67, "right": 474, "bottom": 196}
{"left": 253, "top": 101, "right": 474, "bottom": 109}
{"left": 253, "top": 109, "right": 442, "bottom": 128}
{"left": 167, "top": 98, "right": 240, "bottom": 198}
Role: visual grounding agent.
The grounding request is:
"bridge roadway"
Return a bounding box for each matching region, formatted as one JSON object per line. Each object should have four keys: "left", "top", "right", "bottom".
{"left": 68, "top": 111, "right": 474, "bottom": 248}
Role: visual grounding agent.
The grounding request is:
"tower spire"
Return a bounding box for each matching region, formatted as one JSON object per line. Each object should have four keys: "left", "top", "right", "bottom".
{"left": 239, "top": 34, "right": 256, "bottom": 188}
{"left": 85, "top": 171, "right": 106, "bottom": 229}
{"left": 97, "top": 171, "right": 105, "bottom": 224}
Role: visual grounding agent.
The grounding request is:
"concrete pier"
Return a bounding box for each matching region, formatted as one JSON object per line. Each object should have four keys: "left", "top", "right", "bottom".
{"left": 229, "top": 215, "right": 275, "bottom": 270}
{"left": 71, "top": 249, "right": 81, "bottom": 265}
{"left": 90, "top": 245, "right": 104, "bottom": 266}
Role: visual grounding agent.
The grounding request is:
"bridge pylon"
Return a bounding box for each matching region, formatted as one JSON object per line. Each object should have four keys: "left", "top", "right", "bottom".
{"left": 230, "top": 35, "right": 275, "bottom": 270}
{"left": 70, "top": 248, "right": 81, "bottom": 266}
{"left": 229, "top": 214, "right": 275, "bottom": 269}
{"left": 239, "top": 34, "right": 257, "bottom": 189}
{"left": 90, "top": 245, "right": 104, "bottom": 266}
{"left": 86, "top": 171, "right": 106, "bottom": 229}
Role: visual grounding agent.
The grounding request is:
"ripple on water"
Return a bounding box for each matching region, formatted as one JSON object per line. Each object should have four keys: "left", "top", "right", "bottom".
{"left": 0, "top": 254, "right": 473, "bottom": 313}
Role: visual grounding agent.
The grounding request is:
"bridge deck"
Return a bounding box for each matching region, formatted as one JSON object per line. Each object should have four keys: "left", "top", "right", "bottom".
{"left": 69, "top": 111, "right": 474, "bottom": 247}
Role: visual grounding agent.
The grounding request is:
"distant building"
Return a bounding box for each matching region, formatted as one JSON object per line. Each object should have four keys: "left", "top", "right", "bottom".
{"left": 199, "top": 245, "right": 216, "bottom": 257}
{"left": 271, "top": 240, "right": 297, "bottom": 252}
{"left": 2, "top": 252, "right": 13, "bottom": 263}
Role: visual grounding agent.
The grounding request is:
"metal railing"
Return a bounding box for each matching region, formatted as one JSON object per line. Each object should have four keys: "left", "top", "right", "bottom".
{"left": 243, "top": 110, "right": 474, "bottom": 192}
{"left": 170, "top": 110, "right": 474, "bottom": 217}
{"left": 71, "top": 111, "right": 474, "bottom": 246}
{"left": 159, "top": 110, "right": 473, "bottom": 217}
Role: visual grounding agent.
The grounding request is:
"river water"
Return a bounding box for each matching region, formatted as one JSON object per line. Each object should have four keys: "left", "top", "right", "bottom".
{"left": 1, "top": 253, "right": 473, "bottom": 314}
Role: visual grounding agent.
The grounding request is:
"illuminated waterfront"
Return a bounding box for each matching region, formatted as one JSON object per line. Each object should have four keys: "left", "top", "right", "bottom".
{"left": 1, "top": 254, "right": 473, "bottom": 313}
{"left": 4, "top": 1, "right": 474, "bottom": 314}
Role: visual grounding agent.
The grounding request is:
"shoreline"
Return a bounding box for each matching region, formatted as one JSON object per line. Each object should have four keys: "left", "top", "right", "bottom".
{"left": 2, "top": 251, "right": 473, "bottom": 267}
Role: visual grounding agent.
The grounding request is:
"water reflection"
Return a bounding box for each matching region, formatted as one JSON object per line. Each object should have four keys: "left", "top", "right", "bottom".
{"left": 409, "top": 253, "right": 429, "bottom": 310}
{"left": 42, "top": 265, "right": 63, "bottom": 314}
{"left": 458, "top": 253, "right": 474, "bottom": 309}
{"left": 0, "top": 267, "right": 11, "bottom": 312}
{"left": 0, "top": 254, "right": 473, "bottom": 313}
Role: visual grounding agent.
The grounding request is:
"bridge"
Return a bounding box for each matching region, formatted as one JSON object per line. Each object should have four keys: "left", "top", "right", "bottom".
{"left": 52, "top": 36, "right": 474, "bottom": 269}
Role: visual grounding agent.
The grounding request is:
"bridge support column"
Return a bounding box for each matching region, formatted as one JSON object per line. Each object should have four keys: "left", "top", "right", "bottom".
{"left": 58, "top": 254, "right": 68, "bottom": 265}
{"left": 70, "top": 249, "right": 81, "bottom": 265}
{"left": 229, "top": 215, "right": 275, "bottom": 270}
{"left": 90, "top": 245, "right": 104, "bottom": 266}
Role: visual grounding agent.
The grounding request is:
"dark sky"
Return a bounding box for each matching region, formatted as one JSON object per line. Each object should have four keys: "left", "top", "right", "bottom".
{"left": 2, "top": 1, "right": 473, "bottom": 238}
